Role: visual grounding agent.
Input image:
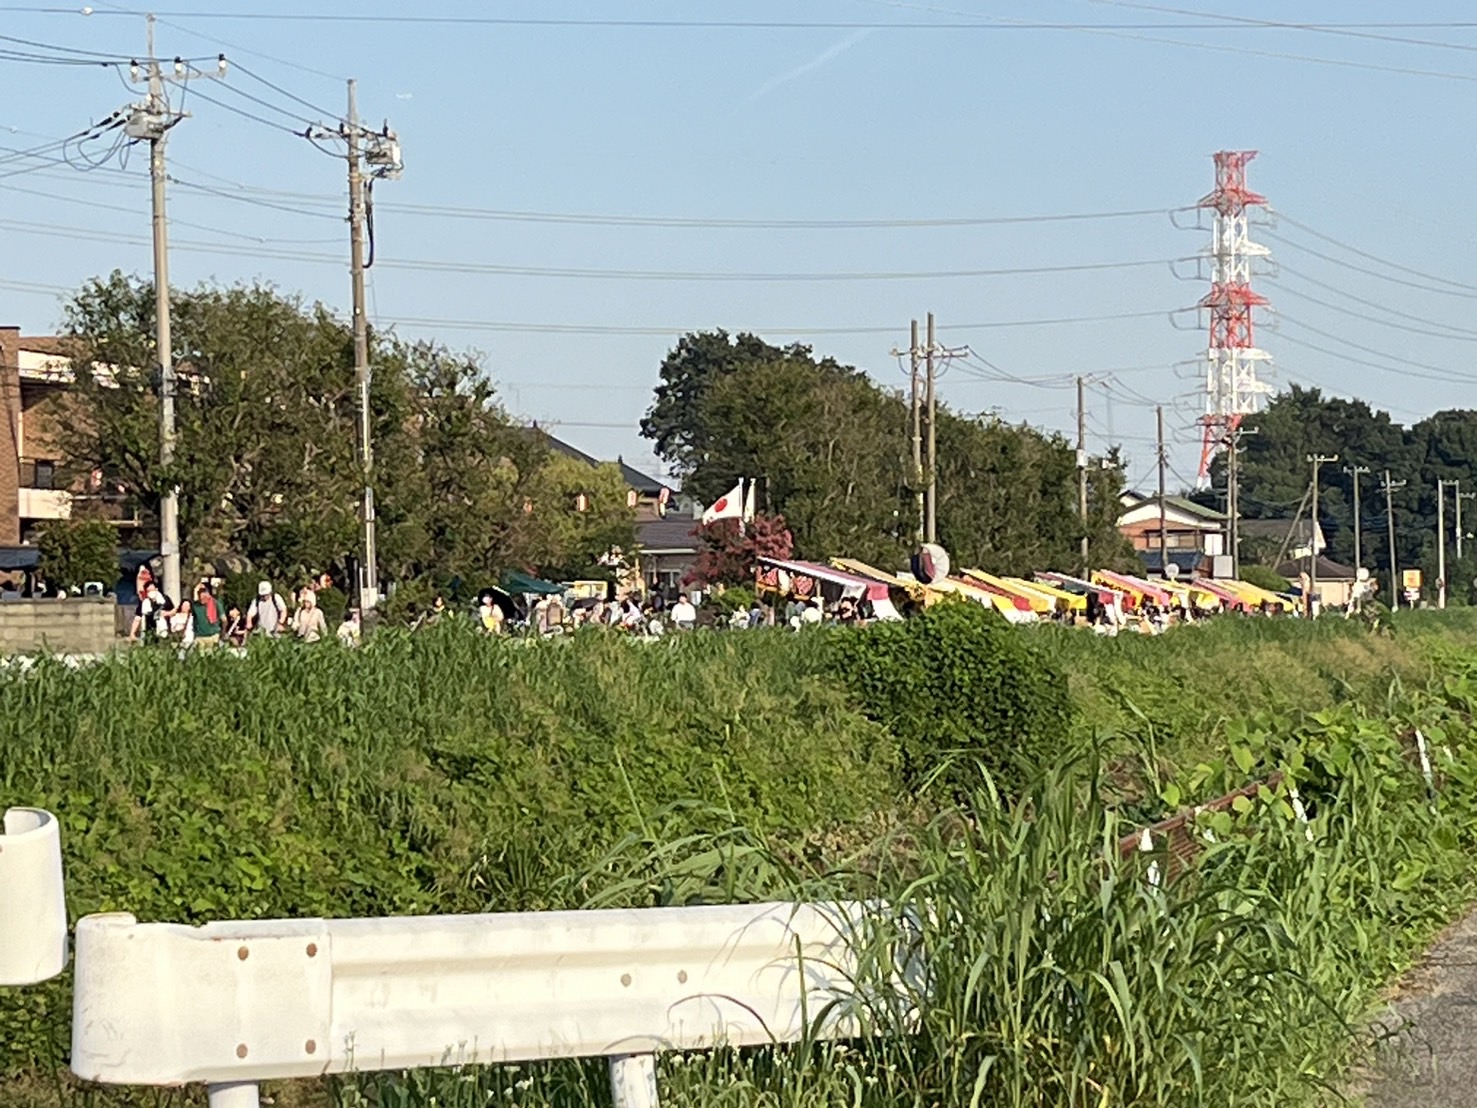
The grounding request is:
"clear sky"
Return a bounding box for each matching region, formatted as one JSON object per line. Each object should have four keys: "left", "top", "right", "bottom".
{"left": 4, "top": 0, "right": 1477, "bottom": 492}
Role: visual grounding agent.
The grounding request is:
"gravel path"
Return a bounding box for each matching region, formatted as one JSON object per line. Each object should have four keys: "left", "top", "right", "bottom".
{"left": 1364, "top": 910, "right": 1477, "bottom": 1107}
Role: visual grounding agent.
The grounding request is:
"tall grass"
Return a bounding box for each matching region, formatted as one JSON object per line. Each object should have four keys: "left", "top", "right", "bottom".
{"left": 9, "top": 613, "right": 1477, "bottom": 1106}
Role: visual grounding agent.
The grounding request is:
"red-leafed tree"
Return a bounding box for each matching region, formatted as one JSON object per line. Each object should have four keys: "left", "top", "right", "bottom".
{"left": 686, "top": 513, "right": 794, "bottom": 587}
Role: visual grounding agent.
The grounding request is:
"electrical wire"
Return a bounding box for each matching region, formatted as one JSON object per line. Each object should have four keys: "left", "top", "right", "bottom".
{"left": 1272, "top": 262, "right": 1477, "bottom": 338}
{"left": 1266, "top": 281, "right": 1477, "bottom": 343}
{"left": 1276, "top": 327, "right": 1477, "bottom": 387}
{"left": 227, "top": 58, "right": 339, "bottom": 119}
{"left": 180, "top": 82, "right": 306, "bottom": 136}
{"left": 1265, "top": 231, "right": 1477, "bottom": 300}
{"left": 1273, "top": 211, "right": 1477, "bottom": 293}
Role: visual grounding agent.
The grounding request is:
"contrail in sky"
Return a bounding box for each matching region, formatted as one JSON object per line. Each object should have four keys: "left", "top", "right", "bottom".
{"left": 746, "top": 28, "right": 874, "bottom": 103}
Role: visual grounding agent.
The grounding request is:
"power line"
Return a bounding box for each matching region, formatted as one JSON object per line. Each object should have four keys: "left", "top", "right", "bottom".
{"left": 1266, "top": 231, "right": 1477, "bottom": 300}
{"left": 1273, "top": 211, "right": 1477, "bottom": 293}
{"left": 1276, "top": 324, "right": 1477, "bottom": 386}
{"left": 0, "top": 218, "right": 1192, "bottom": 280}
{"left": 1267, "top": 281, "right": 1477, "bottom": 343}
{"left": 375, "top": 203, "right": 1185, "bottom": 229}
{"left": 1272, "top": 262, "right": 1477, "bottom": 338}
{"left": 9, "top": 8, "right": 1477, "bottom": 30}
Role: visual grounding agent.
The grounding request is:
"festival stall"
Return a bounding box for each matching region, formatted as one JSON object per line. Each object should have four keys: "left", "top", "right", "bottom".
{"left": 1216, "top": 578, "right": 1297, "bottom": 612}
{"left": 935, "top": 574, "right": 1038, "bottom": 623}
{"left": 1002, "top": 574, "right": 1087, "bottom": 613}
{"left": 1093, "top": 570, "right": 1172, "bottom": 608}
{"left": 756, "top": 557, "right": 890, "bottom": 605}
{"left": 962, "top": 570, "right": 1056, "bottom": 615}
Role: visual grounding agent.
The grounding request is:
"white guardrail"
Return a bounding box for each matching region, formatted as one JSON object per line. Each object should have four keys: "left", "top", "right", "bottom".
{"left": 1, "top": 807, "right": 878, "bottom": 1108}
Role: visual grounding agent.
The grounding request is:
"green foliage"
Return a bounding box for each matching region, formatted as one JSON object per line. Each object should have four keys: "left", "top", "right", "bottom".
{"left": 642, "top": 330, "right": 1130, "bottom": 575}
{"left": 57, "top": 274, "right": 634, "bottom": 590}
{"left": 825, "top": 599, "right": 1072, "bottom": 796}
{"left": 1239, "top": 564, "right": 1291, "bottom": 593}
{"left": 0, "top": 626, "right": 897, "bottom": 1079}
{"left": 34, "top": 519, "right": 117, "bottom": 591}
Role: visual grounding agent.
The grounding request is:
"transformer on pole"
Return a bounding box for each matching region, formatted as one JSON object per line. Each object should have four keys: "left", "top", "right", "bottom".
{"left": 1196, "top": 151, "right": 1272, "bottom": 482}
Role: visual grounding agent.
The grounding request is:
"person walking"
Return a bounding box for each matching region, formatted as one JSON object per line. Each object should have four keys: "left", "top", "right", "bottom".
{"left": 246, "top": 580, "right": 287, "bottom": 638}
{"left": 670, "top": 594, "right": 697, "bottom": 630}
{"left": 189, "top": 581, "right": 222, "bottom": 650}
{"left": 223, "top": 603, "right": 247, "bottom": 648}
{"left": 129, "top": 581, "right": 174, "bottom": 643}
{"left": 291, "top": 588, "right": 328, "bottom": 643}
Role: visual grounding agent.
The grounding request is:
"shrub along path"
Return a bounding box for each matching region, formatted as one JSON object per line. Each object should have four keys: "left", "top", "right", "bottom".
{"left": 1366, "top": 908, "right": 1477, "bottom": 1107}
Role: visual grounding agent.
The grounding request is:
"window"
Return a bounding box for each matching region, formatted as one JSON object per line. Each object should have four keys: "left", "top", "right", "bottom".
{"left": 32, "top": 460, "right": 55, "bottom": 490}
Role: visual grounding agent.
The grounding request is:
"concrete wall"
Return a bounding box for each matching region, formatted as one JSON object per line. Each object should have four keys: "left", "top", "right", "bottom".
{"left": 0, "top": 598, "right": 119, "bottom": 656}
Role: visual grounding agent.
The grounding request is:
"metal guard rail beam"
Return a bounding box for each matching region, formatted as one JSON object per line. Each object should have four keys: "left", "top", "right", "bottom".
{"left": 2, "top": 807, "right": 874, "bottom": 1108}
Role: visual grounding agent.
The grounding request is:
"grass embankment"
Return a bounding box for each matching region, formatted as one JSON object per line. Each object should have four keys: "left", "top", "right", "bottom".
{"left": 6, "top": 610, "right": 1477, "bottom": 1106}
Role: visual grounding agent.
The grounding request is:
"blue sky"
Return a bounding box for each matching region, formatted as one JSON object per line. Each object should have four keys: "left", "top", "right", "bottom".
{"left": 4, "top": 1, "right": 1477, "bottom": 491}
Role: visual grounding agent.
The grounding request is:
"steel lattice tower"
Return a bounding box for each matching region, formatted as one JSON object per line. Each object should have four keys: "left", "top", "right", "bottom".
{"left": 1197, "top": 150, "right": 1272, "bottom": 479}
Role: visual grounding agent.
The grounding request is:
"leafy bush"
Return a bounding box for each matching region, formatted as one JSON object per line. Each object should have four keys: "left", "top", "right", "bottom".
{"left": 825, "top": 599, "right": 1072, "bottom": 796}
{"left": 35, "top": 519, "right": 116, "bottom": 592}
{"left": 1240, "top": 564, "right": 1292, "bottom": 593}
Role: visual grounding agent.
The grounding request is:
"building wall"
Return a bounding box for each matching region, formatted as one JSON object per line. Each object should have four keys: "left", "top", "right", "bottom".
{"left": 0, "top": 328, "right": 29, "bottom": 545}
{"left": 0, "top": 597, "right": 119, "bottom": 655}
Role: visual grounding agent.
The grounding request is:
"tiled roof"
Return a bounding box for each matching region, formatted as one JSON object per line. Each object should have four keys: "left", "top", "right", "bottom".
{"left": 636, "top": 518, "right": 699, "bottom": 552}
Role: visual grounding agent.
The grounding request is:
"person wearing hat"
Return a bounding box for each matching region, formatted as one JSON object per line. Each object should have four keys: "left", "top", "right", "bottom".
{"left": 246, "top": 579, "right": 287, "bottom": 638}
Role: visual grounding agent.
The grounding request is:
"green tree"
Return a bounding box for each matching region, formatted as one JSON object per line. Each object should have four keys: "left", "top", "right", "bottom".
{"left": 642, "top": 331, "right": 1130, "bottom": 574}
{"left": 56, "top": 273, "right": 635, "bottom": 588}
{"left": 36, "top": 518, "right": 118, "bottom": 592}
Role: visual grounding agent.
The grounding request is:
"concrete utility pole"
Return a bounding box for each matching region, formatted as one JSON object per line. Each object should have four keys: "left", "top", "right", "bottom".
{"left": 1077, "top": 376, "right": 1089, "bottom": 575}
{"left": 311, "top": 84, "right": 400, "bottom": 610}
{"left": 1307, "top": 453, "right": 1338, "bottom": 616}
{"left": 345, "top": 80, "right": 378, "bottom": 611}
{"left": 1226, "top": 427, "right": 1239, "bottom": 578}
{"left": 1345, "top": 463, "right": 1370, "bottom": 573}
{"left": 1459, "top": 484, "right": 1476, "bottom": 561}
{"left": 908, "top": 318, "right": 922, "bottom": 544}
{"left": 1156, "top": 405, "right": 1168, "bottom": 577}
{"left": 1438, "top": 478, "right": 1450, "bottom": 609}
{"left": 924, "top": 312, "right": 937, "bottom": 545}
{"left": 1383, "top": 470, "right": 1406, "bottom": 608}
{"left": 120, "top": 16, "right": 200, "bottom": 606}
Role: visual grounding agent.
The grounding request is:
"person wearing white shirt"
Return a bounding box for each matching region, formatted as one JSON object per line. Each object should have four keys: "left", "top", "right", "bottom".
{"left": 671, "top": 596, "right": 697, "bottom": 630}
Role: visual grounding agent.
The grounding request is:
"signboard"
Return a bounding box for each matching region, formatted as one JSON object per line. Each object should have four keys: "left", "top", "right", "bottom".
{"left": 1403, "top": 569, "right": 1423, "bottom": 590}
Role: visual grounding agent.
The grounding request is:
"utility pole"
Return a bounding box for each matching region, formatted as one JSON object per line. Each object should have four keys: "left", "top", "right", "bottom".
{"left": 119, "top": 17, "right": 219, "bottom": 605}
{"left": 1344, "top": 463, "right": 1370, "bottom": 573}
{"left": 1438, "top": 478, "right": 1450, "bottom": 609}
{"left": 924, "top": 312, "right": 937, "bottom": 545}
{"left": 1383, "top": 470, "right": 1406, "bottom": 608}
{"left": 1307, "top": 453, "right": 1338, "bottom": 616}
{"left": 908, "top": 319, "right": 922, "bottom": 544}
{"left": 1156, "top": 405, "right": 1168, "bottom": 577}
{"left": 345, "top": 80, "right": 378, "bottom": 611}
{"left": 1226, "top": 427, "right": 1239, "bottom": 578}
{"left": 1077, "top": 376, "right": 1089, "bottom": 575}
{"left": 1458, "top": 485, "right": 1476, "bottom": 562}
{"left": 311, "top": 85, "right": 401, "bottom": 611}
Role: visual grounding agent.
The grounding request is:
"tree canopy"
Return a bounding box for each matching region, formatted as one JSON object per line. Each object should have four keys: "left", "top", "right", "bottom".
{"left": 57, "top": 272, "right": 635, "bottom": 587}
{"left": 642, "top": 330, "right": 1132, "bottom": 574}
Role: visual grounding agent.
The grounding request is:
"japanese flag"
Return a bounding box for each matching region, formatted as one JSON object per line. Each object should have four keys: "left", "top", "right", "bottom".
{"left": 702, "top": 481, "right": 745, "bottom": 525}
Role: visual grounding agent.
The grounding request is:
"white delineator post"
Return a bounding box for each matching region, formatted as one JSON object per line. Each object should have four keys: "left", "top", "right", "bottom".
{"left": 0, "top": 808, "right": 68, "bottom": 986}
{"left": 609, "top": 1053, "right": 660, "bottom": 1108}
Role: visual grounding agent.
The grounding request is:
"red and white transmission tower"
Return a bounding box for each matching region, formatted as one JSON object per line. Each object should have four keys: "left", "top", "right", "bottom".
{"left": 1196, "top": 150, "right": 1272, "bottom": 480}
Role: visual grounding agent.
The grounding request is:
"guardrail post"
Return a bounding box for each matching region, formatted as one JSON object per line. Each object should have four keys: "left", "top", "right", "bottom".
{"left": 0, "top": 807, "right": 69, "bottom": 986}
{"left": 609, "top": 1052, "right": 659, "bottom": 1108}
{"left": 207, "top": 1082, "right": 260, "bottom": 1108}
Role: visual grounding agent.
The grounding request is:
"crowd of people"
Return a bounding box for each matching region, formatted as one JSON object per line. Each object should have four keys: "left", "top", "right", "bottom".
{"left": 126, "top": 567, "right": 361, "bottom": 649}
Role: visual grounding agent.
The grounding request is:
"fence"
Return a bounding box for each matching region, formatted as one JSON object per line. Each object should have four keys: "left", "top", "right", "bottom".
{"left": 2, "top": 806, "right": 874, "bottom": 1108}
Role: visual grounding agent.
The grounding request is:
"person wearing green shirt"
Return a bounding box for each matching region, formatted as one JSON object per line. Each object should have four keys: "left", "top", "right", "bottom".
{"left": 189, "top": 581, "right": 222, "bottom": 650}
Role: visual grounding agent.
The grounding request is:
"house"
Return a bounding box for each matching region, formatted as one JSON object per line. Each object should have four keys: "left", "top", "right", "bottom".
{"left": 534, "top": 429, "right": 697, "bottom": 594}
{"left": 535, "top": 429, "right": 673, "bottom": 522}
{"left": 1240, "top": 518, "right": 1327, "bottom": 562}
{"left": 1276, "top": 554, "right": 1358, "bottom": 609}
{"left": 0, "top": 327, "right": 139, "bottom": 547}
{"left": 1117, "top": 494, "right": 1227, "bottom": 571}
